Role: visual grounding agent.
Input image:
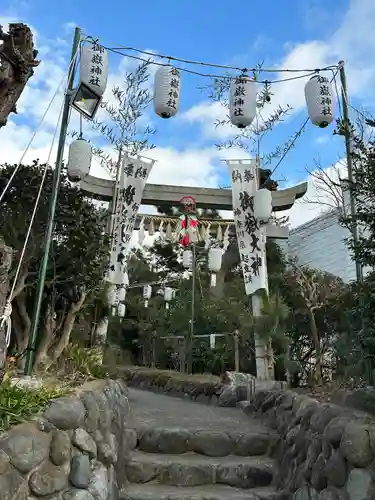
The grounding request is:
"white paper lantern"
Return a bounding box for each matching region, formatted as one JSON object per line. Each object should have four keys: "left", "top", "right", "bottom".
{"left": 118, "top": 286, "right": 126, "bottom": 302}
{"left": 154, "top": 66, "right": 181, "bottom": 119}
{"left": 208, "top": 248, "right": 222, "bottom": 272}
{"left": 107, "top": 285, "right": 116, "bottom": 306}
{"left": 143, "top": 285, "right": 152, "bottom": 300}
{"left": 182, "top": 249, "right": 193, "bottom": 268}
{"left": 67, "top": 139, "right": 92, "bottom": 181}
{"left": 305, "top": 75, "right": 334, "bottom": 128}
{"left": 118, "top": 303, "right": 126, "bottom": 318}
{"left": 229, "top": 76, "right": 257, "bottom": 128}
{"left": 164, "top": 287, "right": 173, "bottom": 302}
{"left": 254, "top": 188, "right": 272, "bottom": 221}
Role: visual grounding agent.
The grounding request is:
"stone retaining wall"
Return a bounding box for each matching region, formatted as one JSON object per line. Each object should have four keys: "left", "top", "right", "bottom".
{"left": 121, "top": 368, "right": 226, "bottom": 405}
{"left": 121, "top": 367, "right": 285, "bottom": 407}
{"left": 244, "top": 389, "right": 375, "bottom": 500}
{"left": 0, "top": 379, "right": 137, "bottom": 500}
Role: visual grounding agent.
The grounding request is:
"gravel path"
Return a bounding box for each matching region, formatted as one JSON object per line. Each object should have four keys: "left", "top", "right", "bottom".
{"left": 126, "top": 387, "right": 268, "bottom": 434}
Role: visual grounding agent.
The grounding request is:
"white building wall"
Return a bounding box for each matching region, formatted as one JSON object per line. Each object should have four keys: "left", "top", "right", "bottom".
{"left": 287, "top": 210, "right": 358, "bottom": 283}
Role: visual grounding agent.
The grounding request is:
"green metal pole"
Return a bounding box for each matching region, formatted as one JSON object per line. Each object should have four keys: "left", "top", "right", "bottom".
{"left": 24, "top": 27, "right": 81, "bottom": 375}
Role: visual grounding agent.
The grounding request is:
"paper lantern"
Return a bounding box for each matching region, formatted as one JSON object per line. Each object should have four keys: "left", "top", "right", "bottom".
{"left": 67, "top": 139, "right": 92, "bottom": 181}
{"left": 143, "top": 285, "right": 152, "bottom": 300}
{"left": 154, "top": 66, "right": 181, "bottom": 119}
{"left": 118, "top": 303, "right": 126, "bottom": 318}
{"left": 183, "top": 249, "right": 193, "bottom": 268}
{"left": 208, "top": 248, "right": 222, "bottom": 272}
{"left": 164, "top": 287, "right": 173, "bottom": 302}
{"left": 229, "top": 76, "right": 257, "bottom": 128}
{"left": 305, "top": 75, "right": 334, "bottom": 128}
{"left": 254, "top": 188, "right": 272, "bottom": 222}
{"left": 118, "top": 286, "right": 126, "bottom": 302}
{"left": 107, "top": 285, "right": 116, "bottom": 306}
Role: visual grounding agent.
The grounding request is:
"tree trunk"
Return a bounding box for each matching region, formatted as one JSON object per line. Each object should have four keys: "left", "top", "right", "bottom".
{"left": 34, "top": 306, "right": 55, "bottom": 367}
{"left": 0, "top": 238, "right": 12, "bottom": 381}
{"left": 0, "top": 24, "right": 39, "bottom": 128}
{"left": 307, "top": 307, "right": 322, "bottom": 384}
{"left": 50, "top": 292, "right": 87, "bottom": 364}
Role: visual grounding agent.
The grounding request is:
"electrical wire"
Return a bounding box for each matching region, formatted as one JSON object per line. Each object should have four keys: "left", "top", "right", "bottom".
{"left": 0, "top": 41, "right": 83, "bottom": 203}
{"left": 270, "top": 69, "right": 340, "bottom": 177}
{"left": 8, "top": 87, "right": 65, "bottom": 303}
{"left": 83, "top": 34, "right": 338, "bottom": 75}
{"left": 101, "top": 45, "right": 331, "bottom": 85}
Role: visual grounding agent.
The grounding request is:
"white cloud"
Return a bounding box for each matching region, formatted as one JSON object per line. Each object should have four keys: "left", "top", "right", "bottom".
{"left": 1, "top": 0, "right": 373, "bottom": 235}
{"left": 179, "top": 0, "right": 375, "bottom": 142}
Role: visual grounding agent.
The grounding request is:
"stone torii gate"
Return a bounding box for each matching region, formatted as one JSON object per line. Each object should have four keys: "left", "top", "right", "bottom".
{"left": 80, "top": 172, "right": 307, "bottom": 379}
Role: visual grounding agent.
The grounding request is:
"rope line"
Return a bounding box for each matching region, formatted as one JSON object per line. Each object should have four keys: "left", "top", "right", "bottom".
{"left": 82, "top": 34, "right": 338, "bottom": 76}
{"left": 0, "top": 72, "right": 66, "bottom": 349}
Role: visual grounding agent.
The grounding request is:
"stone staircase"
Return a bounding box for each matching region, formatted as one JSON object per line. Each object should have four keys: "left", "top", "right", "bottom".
{"left": 121, "top": 426, "right": 280, "bottom": 500}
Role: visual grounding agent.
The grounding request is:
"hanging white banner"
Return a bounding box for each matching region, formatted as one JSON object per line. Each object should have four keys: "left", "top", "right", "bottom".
{"left": 108, "top": 154, "right": 155, "bottom": 285}
{"left": 226, "top": 160, "right": 268, "bottom": 295}
{"left": 80, "top": 42, "right": 109, "bottom": 97}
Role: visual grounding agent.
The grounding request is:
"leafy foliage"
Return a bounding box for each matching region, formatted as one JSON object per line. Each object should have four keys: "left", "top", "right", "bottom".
{"left": 0, "top": 381, "right": 65, "bottom": 431}
{"left": 0, "top": 161, "right": 109, "bottom": 366}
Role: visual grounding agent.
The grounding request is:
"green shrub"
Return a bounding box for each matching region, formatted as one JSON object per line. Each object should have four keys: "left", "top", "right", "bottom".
{"left": 56, "top": 344, "right": 109, "bottom": 379}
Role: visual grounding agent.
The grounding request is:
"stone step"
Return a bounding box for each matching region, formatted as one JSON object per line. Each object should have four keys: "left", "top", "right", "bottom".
{"left": 126, "top": 450, "right": 274, "bottom": 489}
{"left": 136, "top": 427, "right": 274, "bottom": 457}
{"left": 122, "top": 483, "right": 282, "bottom": 500}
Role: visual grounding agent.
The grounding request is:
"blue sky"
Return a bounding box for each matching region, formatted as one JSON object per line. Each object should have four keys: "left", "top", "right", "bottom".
{"left": 1, "top": 0, "right": 374, "bottom": 227}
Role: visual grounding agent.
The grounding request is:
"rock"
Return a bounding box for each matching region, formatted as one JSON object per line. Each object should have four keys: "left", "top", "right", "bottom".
{"left": 88, "top": 462, "right": 108, "bottom": 500}
{"left": 80, "top": 391, "right": 100, "bottom": 433}
{"left": 107, "top": 465, "right": 119, "bottom": 500}
{"left": 50, "top": 430, "right": 71, "bottom": 465}
{"left": 160, "top": 463, "right": 213, "bottom": 486}
{"left": 218, "top": 386, "right": 238, "bottom": 407}
{"left": 72, "top": 428, "right": 97, "bottom": 458}
{"left": 216, "top": 463, "right": 273, "bottom": 489}
{"left": 235, "top": 432, "right": 270, "bottom": 456}
{"left": 94, "top": 392, "right": 112, "bottom": 430}
{"left": 324, "top": 417, "right": 351, "bottom": 447}
{"left": 310, "top": 405, "right": 342, "bottom": 435}
{"left": 324, "top": 451, "right": 347, "bottom": 487}
{"left": 63, "top": 489, "right": 95, "bottom": 500}
{"left": 0, "top": 449, "right": 26, "bottom": 500}
{"left": 139, "top": 428, "right": 189, "bottom": 454}
{"left": 311, "top": 453, "right": 327, "bottom": 491}
{"left": 319, "top": 488, "right": 348, "bottom": 500}
{"left": 97, "top": 433, "right": 117, "bottom": 465}
{"left": 307, "top": 440, "right": 322, "bottom": 468}
{"left": 0, "top": 423, "right": 51, "bottom": 473}
{"left": 346, "top": 468, "right": 374, "bottom": 500}
{"left": 340, "top": 422, "right": 373, "bottom": 467}
{"left": 43, "top": 397, "right": 85, "bottom": 430}
{"left": 126, "top": 461, "right": 159, "bottom": 483}
{"left": 29, "top": 461, "right": 69, "bottom": 496}
{"left": 294, "top": 486, "right": 319, "bottom": 500}
{"left": 69, "top": 455, "right": 91, "bottom": 489}
{"left": 123, "top": 429, "right": 138, "bottom": 451}
{"left": 189, "top": 430, "right": 233, "bottom": 457}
